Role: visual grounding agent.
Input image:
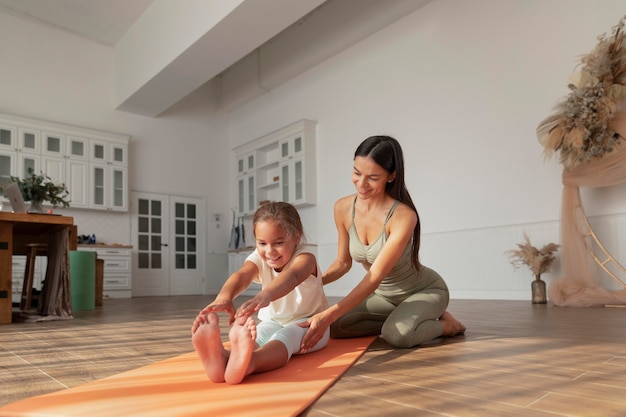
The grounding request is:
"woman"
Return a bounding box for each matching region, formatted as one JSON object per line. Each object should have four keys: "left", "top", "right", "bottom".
{"left": 299, "top": 136, "right": 465, "bottom": 350}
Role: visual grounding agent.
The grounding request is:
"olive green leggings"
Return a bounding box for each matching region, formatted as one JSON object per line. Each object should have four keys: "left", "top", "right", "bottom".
{"left": 329, "top": 288, "right": 449, "bottom": 348}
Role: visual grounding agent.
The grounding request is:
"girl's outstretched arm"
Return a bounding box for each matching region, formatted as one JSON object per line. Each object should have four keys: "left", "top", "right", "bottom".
{"left": 198, "top": 261, "right": 258, "bottom": 325}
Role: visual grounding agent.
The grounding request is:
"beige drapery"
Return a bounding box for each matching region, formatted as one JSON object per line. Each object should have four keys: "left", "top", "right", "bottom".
{"left": 549, "top": 109, "right": 626, "bottom": 306}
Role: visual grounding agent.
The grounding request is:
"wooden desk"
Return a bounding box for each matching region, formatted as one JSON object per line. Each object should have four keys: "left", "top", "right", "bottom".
{"left": 0, "top": 212, "right": 77, "bottom": 324}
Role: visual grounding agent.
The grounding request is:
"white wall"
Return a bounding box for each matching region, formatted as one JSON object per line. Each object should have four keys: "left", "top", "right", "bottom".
{"left": 0, "top": 10, "right": 232, "bottom": 291}
{"left": 228, "top": 0, "right": 626, "bottom": 300}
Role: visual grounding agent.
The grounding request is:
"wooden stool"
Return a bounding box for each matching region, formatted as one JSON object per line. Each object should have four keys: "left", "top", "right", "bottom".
{"left": 20, "top": 243, "right": 48, "bottom": 311}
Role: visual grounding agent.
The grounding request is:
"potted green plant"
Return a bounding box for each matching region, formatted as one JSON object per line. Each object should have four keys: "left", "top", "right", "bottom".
{"left": 7, "top": 168, "right": 70, "bottom": 212}
{"left": 505, "top": 233, "right": 560, "bottom": 304}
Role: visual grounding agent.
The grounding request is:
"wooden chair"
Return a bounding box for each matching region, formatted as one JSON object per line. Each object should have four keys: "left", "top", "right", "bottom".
{"left": 20, "top": 243, "right": 48, "bottom": 311}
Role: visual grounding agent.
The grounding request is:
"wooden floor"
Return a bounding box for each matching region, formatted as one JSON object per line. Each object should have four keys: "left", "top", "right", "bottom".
{"left": 1, "top": 297, "right": 625, "bottom": 416}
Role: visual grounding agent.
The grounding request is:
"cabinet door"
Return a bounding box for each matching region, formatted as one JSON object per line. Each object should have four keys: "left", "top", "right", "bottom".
{"left": 89, "top": 164, "right": 127, "bottom": 211}
{"left": 0, "top": 124, "right": 17, "bottom": 150}
{"left": 66, "top": 158, "right": 89, "bottom": 207}
{"left": 279, "top": 136, "right": 304, "bottom": 159}
{"left": 42, "top": 132, "right": 66, "bottom": 159}
{"left": 110, "top": 166, "right": 127, "bottom": 211}
{"left": 42, "top": 156, "right": 65, "bottom": 185}
{"left": 17, "top": 152, "right": 40, "bottom": 180}
{"left": 237, "top": 152, "right": 255, "bottom": 174}
{"left": 65, "top": 138, "right": 89, "bottom": 208}
{"left": 237, "top": 174, "right": 256, "bottom": 215}
{"left": 67, "top": 137, "right": 88, "bottom": 160}
{"left": 280, "top": 157, "right": 305, "bottom": 204}
{"left": 90, "top": 141, "right": 108, "bottom": 163}
{"left": 245, "top": 153, "right": 255, "bottom": 173}
{"left": 109, "top": 142, "right": 127, "bottom": 166}
{"left": 90, "top": 163, "right": 107, "bottom": 209}
{"left": 0, "top": 149, "right": 16, "bottom": 186}
{"left": 237, "top": 177, "right": 245, "bottom": 215}
{"left": 18, "top": 128, "right": 40, "bottom": 154}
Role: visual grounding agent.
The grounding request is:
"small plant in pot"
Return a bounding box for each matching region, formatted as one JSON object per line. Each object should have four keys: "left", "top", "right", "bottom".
{"left": 505, "top": 233, "right": 560, "bottom": 304}
{"left": 7, "top": 167, "right": 70, "bottom": 212}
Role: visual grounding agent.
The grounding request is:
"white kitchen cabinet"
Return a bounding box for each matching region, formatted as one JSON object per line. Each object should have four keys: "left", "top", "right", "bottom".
{"left": 237, "top": 152, "right": 255, "bottom": 175}
{"left": 0, "top": 113, "right": 130, "bottom": 212}
{"left": 16, "top": 128, "right": 41, "bottom": 179}
{"left": 90, "top": 139, "right": 128, "bottom": 211}
{"left": 79, "top": 246, "right": 132, "bottom": 298}
{"left": 237, "top": 174, "right": 256, "bottom": 216}
{"left": 41, "top": 132, "right": 66, "bottom": 184}
{"left": 236, "top": 152, "right": 256, "bottom": 216}
{"left": 42, "top": 134, "right": 90, "bottom": 208}
{"left": 90, "top": 164, "right": 127, "bottom": 211}
{"left": 278, "top": 135, "right": 314, "bottom": 205}
{"left": 0, "top": 123, "right": 39, "bottom": 185}
{"left": 0, "top": 123, "right": 39, "bottom": 191}
{"left": 232, "top": 119, "right": 316, "bottom": 214}
{"left": 91, "top": 140, "right": 127, "bottom": 166}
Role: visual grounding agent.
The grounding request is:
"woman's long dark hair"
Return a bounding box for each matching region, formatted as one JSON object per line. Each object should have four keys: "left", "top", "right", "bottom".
{"left": 354, "top": 135, "right": 421, "bottom": 272}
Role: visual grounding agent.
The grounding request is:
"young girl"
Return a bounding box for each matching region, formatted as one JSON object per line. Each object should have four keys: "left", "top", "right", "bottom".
{"left": 192, "top": 202, "right": 329, "bottom": 384}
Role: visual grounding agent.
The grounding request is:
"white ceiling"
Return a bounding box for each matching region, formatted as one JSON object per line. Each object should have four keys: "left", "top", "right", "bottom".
{"left": 0, "top": 0, "right": 153, "bottom": 46}
{"left": 0, "top": 0, "right": 432, "bottom": 116}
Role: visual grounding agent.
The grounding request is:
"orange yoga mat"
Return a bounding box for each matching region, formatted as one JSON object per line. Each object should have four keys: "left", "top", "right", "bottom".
{"left": 0, "top": 336, "right": 375, "bottom": 417}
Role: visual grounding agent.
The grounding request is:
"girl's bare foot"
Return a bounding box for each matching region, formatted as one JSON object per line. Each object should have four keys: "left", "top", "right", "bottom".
{"left": 225, "top": 316, "right": 257, "bottom": 384}
{"left": 191, "top": 312, "right": 227, "bottom": 383}
{"left": 439, "top": 311, "right": 466, "bottom": 336}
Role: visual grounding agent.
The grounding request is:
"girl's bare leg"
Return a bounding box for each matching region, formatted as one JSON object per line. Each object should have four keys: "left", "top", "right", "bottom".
{"left": 225, "top": 316, "right": 257, "bottom": 384}
{"left": 191, "top": 312, "right": 228, "bottom": 383}
{"left": 439, "top": 311, "right": 466, "bottom": 336}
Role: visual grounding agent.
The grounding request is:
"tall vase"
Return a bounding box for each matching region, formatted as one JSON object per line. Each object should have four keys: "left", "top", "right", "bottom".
{"left": 29, "top": 199, "right": 44, "bottom": 213}
{"left": 532, "top": 275, "right": 547, "bottom": 304}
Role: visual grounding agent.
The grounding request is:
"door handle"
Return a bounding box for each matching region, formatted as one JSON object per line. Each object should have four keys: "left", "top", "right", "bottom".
{"left": 161, "top": 243, "right": 169, "bottom": 247}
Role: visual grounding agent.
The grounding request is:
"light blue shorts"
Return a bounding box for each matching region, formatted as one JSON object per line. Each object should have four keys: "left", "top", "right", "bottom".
{"left": 256, "top": 318, "right": 330, "bottom": 359}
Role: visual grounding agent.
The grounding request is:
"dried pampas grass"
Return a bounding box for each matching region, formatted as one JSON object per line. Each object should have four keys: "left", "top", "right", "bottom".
{"left": 537, "top": 15, "right": 626, "bottom": 169}
{"left": 505, "top": 233, "right": 560, "bottom": 278}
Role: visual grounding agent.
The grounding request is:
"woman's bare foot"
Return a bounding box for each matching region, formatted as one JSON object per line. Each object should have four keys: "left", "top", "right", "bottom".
{"left": 439, "top": 311, "right": 466, "bottom": 336}
{"left": 191, "top": 312, "right": 227, "bottom": 383}
{"left": 225, "top": 316, "right": 257, "bottom": 385}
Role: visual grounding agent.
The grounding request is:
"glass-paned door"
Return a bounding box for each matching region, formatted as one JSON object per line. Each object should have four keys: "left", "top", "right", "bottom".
{"left": 132, "top": 194, "right": 170, "bottom": 296}
{"left": 132, "top": 191, "right": 204, "bottom": 296}
{"left": 170, "top": 198, "right": 202, "bottom": 295}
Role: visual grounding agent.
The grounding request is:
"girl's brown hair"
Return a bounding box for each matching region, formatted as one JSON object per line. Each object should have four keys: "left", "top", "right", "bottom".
{"left": 253, "top": 202, "right": 304, "bottom": 246}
